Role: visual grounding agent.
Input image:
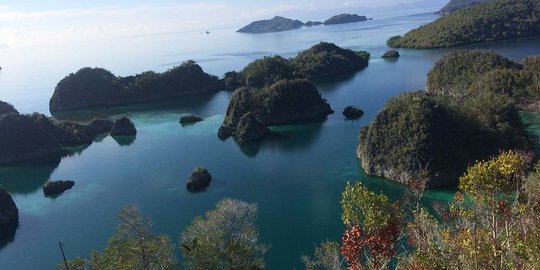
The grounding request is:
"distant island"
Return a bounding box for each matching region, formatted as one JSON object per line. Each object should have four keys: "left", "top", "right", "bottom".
{"left": 388, "top": 0, "right": 540, "bottom": 49}
{"left": 237, "top": 16, "right": 304, "bottom": 33}
{"left": 237, "top": 14, "right": 370, "bottom": 34}
{"left": 435, "top": 0, "right": 488, "bottom": 16}
{"left": 357, "top": 49, "right": 538, "bottom": 187}
{"left": 323, "top": 14, "right": 368, "bottom": 25}
{"left": 49, "top": 60, "right": 224, "bottom": 112}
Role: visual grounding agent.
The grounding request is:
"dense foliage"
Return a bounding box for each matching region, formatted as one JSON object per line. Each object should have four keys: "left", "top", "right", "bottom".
{"left": 59, "top": 205, "right": 177, "bottom": 270}
{"left": 388, "top": 0, "right": 540, "bottom": 48}
{"left": 292, "top": 42, "right": 370, "bottom": 79}
{"left": 222, "top": 79, "right": 333, "bottom": 127}
{"left": 435, "top": 0, "right": 488, "bottom": 15}
{"left": 306, "top": 150, "right": 540, "bottom": 270}
{"left": 50, "top": 61, "right": 224, "bottom": 111}
{"left": 180, "top": 198, "right": 268, "bottom": 270}
{"left": 357, "top": 90, "right": 529, "bottom": 187}
{"left": 0, "top": 101, "right": 18, "bottom": 115}
{"left": 237, "top": 16, "right": 304, "bottom": 33}
{"left": 427, "top": 50, "right": 540, "bottom": 109}
{"left": 224, "top": 42, "right": 370, "bottom": 91}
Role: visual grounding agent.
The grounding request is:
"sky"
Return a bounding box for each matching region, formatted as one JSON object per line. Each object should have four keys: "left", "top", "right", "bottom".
{"left": 0, "top": 0, "right": 446, "bottom": 47}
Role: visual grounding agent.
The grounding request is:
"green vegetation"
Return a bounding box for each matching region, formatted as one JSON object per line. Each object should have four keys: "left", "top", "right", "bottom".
{"left": 222, "top": 79, "right": 333, "bottom": 128}
{"left": 292, "top": 42, "right": 370, "bottom": 79}
{"left": 357, "top": 90, "right": 529, "bottom": 187}
{"left": 237, "top": 16, "right": 304, "bottom": 33}
{"left": 59, "top": 198, "right": 266, "bottom": 270}
{"left": 435, "top": 0, "right": 488, "bottom": 15}
{"left": 59, "top": 205, "right": 176, "bottom": 270}
{"left": 427, "top": 50, "right": 540, "bottom": 109}
{"left": 323, "top": 14, "right": 368, "bottom": 25}
{"left": 224, "top": 42, "right": 370, "bottom": 91}
{"left": 181, "top": 198, "right": 268, "bottom": 270}
{"left": 306, "top": 150, "right": 540, "bottom": 270}
{"left": 388, "top": 0, "right": 540, "bottom": 48}
{"left": 50, "top": 60, "right": 224, "bottom": 111}
{"left": 0, "top": 101, "right": 18, "bottom": 115}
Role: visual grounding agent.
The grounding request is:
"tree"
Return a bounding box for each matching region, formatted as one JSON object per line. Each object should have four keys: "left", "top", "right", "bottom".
{"left": 58, "top": 205, "right": 176, "bottom": 270}
{"left": 180, "top": 198, "right": 268, "bottom": 270}
{"left": 302, "top": 241, "right": 345, "bottom": 270}
{"left": 340, "top": 182, "right": 400, "bottom": 270}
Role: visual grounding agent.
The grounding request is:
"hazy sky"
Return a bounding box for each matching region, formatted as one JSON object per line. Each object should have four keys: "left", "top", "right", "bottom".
{"left": 0, "top": 0, "right": 444, "bottom": 47}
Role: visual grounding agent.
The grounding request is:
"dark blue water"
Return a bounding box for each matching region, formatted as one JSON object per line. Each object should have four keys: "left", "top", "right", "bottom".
{"left": 1, "top": 10, "right": 540, "bottom": 270}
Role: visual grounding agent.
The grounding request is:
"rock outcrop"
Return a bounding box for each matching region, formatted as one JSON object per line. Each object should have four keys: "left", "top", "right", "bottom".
{"left": 304, "top": 21, "right": 323, "bottom": 27}
{"left": 343, "top": 106, "right": 364, "bottom": 120}
{"left": 235, "top": 113, "right": 271, "bottom": 143}
{"left": 83, "top": 119, "right": 114, "bottom": 137}
{"left": 222, "top": 79, "right": 333, "bottom": 129}
{"left": 357, "top": 91, "right": 530, "bottom": 188}
{"left": 110, "top": 117, "right": 137, "bottom": 136}
{"left": 179, "top": 115, "right": 203, "bottom": 125}
{"left": 237, "top": 16, "right": 304, "bottom": 33}
{"left": 0, "top": 113, "right": 63, "bottom": 164}
{"left": 49, "top": 61, "right": 224, "bottom": 112}
{"left": 382, "top": 50, "right": 400, "bottom": 59}
{"left": 186, "top": 167, "right": 212, "bottom": 192}
{"left": 0, "top": 188, "right": 18, "bottom": 228}
{"left": 43, "top": 180, "right": 75, "bottom": 197}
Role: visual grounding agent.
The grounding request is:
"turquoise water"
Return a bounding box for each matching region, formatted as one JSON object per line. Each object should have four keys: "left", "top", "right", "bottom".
{"left": 1, "top": 9, "right": 540, "bottom": 270}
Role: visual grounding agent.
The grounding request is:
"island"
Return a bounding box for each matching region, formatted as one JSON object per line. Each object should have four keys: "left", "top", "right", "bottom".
{"left": 219, "top": 79, "right": 333, "bottom": 142}
{"left": 323, "top": 14, "right": 369, "bottom": 25}
{"left": 237, "top": 16, "right": 304, "bottom": 33}
{"left": 382, "top": 50, "right": 400, "bottom": 59}
{"left": 224, "top": 42, "right": 370, "bottom": 91}
{"left": 387, "top": 0, "right": 540, "bottom": 49}
{"left": 186, "top": 167, "right": 212, "bottom": 192}
{"left": 426, "top": 50, "right": 540, "bottom": 111}
{"left": 0, "top": 101, "right": 123, "bottom": 164}
{"left": 357, "top": 50, "right": 535, "bottom": 187}
{"left": 49, "top": 60, "right": 224, "bottom": 112}
{"left": 435, "top": 0, "right": 488, "bottom": 15}
{"left": 43, "top": 180, "right": 75, "bottom": 197}
{"left": 304, "top": 21, "right": 322, "bottom": 27}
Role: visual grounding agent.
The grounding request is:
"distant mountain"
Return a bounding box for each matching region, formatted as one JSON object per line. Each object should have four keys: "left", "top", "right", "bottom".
{"left": 323, "top": 14, "right": 368, "bottom": 25}
{"left": 304, "top": 21, "right": 323, "bottom": 27}
{"left": 237, "top": 16, "right": 304, "bottom": 34}
{"left": 435, "top": 0, "right": 489, "bottom": 15}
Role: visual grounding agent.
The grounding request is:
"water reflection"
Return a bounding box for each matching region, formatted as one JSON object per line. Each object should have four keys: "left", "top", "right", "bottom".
{"left": 0, "top": 156, "right": 61, "bottom": 195}
{"left": 0, "top": 218, "right": 18, "bottom": 251}
{"left": 112, "top": 135, "right": 137, "bottom": 147}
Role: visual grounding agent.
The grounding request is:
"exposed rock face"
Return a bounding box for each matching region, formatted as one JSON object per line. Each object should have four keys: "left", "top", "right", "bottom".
{"left": 186, "top": 167, "right": 212, "bottom": 191}
{"left": 0, "top": 113, "right": 63, "bottom": 164}
{"left": 110, "top": 117, "right": 137, "bottom": 136}
{"left": 324, "top": 14, "right": 368, "bottom": 25}
{"left": 222, "top": 80, "right": 333, "bottom": 128}
{"left": 43, "top": 180, "right": 75, "bottom": 197}
{"left": 179, "top": 115, "right": 203, "bottom": 124}
{"left": 235, "top": 113, "right": 270, "bottom": 143}
{"left": 49, "top": 61, "right": 224, "bottom": 112}
{"left": 357, "top": 91, "right": 529, "bottom": 188}
{"left": 0, "top": 188, "right": 18, "bottom": 228}
{"left": 382, "top": 50, "right": 400, "bottom": 58}
{"left": 83, "top": 119, "right": 114, "bottom": 137}
{"left": 237, "top": 16, "right": 304, "bottom": 33}
{"left": 343, "top": 106, "right": 364, "bottom": 120}
{"left": 217, "top": 126, "right": 235, "bottom": 140}
{"left": 0, "top": 101, "right": 18, "bottom": 115}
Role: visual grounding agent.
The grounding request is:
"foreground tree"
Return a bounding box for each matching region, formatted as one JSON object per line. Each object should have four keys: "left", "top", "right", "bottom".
{"left": 58, "top": 205, "right": 176, "bottom": 270}
{"left": 180, "top": 198, "right": 268, "bottom": 270}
